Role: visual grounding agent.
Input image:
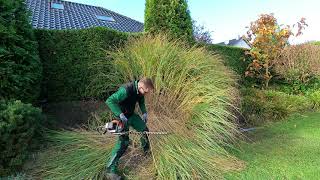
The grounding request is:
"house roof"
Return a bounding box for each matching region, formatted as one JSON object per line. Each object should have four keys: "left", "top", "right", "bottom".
{"left": 227, "top": 38, "right": 241, "bottom": 46}
{"left": 25, "top": 0, "right": 144, "bottom": 32}
{"left": 217, "top": 37, "right": 252, "bottom": 48}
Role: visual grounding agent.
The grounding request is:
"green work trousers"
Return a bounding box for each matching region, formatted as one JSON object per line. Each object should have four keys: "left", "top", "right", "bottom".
{"left": 106, "top": 113, "right": 150, "bottom": 173}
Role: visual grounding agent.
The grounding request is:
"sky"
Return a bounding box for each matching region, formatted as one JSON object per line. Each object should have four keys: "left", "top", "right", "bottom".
{"left": 66, "top": 0, "right": 320, "bottom": 44}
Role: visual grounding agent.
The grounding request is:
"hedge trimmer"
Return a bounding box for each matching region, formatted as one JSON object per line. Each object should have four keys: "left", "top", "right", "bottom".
{"left": 96, "top": 119, "right": 169, "bottom": 136}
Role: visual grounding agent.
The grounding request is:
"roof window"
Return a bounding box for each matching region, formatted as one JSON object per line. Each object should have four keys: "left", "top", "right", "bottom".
{"left": 51, "top": 3, "right": 64, "bottom": 10}
{"left": 96, "top": 15, "right": 115, "bottom": 22}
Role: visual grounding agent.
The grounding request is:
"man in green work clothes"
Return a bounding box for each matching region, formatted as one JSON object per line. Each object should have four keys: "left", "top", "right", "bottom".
{"left": 105, "top": 77, "right": 154, "bottom": 179}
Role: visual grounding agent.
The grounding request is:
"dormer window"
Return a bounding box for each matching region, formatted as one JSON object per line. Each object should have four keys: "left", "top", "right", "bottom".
{"left": 96, "top": 15, "right": 115, "bottom": 22}
{"left": 51, "top": 3, "right": 64, "bottom": 10}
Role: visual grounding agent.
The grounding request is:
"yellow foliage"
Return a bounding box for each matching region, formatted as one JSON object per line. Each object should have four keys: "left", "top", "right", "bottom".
{"left": 245, "top": 13, "right": 307, "bottom": 88}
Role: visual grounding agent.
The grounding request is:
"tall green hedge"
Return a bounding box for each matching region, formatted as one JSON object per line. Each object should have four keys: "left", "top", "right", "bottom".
{"left": 0, "top": 0, "right": 42, "bottom": 103}
{"left": 35, "top": 27, "right": 132, "bottom": 102}
{"left": 0, "top": 100, "right": 43, "bottom": 176}
{"left": 145, "top": 0, "right": 194, "bottom": 43}
{"left": 35, "top": 27, "right": 249, "bottom": 102}
{"left": 206, "top": 44, "right": 249, "bottom": 77}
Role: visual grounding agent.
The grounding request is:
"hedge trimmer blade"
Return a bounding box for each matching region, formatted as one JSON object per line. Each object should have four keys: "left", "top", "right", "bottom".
{"left": 111, "top": 131, "right": 170, "bottom": 136}
{"left": 96, "top": 120, "right": 169, "bottom": 136}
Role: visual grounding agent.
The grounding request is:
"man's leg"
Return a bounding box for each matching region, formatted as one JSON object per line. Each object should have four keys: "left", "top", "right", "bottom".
{"left": 129, "top": 113, "right": 150, "bottom": 152}
{"left": 106, "top": 130, "right": 129, "bottom": 174}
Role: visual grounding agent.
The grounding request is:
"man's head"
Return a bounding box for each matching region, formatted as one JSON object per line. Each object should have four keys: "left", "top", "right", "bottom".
{"left": 138, "top": 77, "right": 154, "bottom": 95}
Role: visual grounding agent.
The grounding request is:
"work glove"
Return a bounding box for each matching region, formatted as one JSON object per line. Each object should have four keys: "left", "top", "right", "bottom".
{"left": 119, "top": 113, "right": 128, "bottom": 124}
{"left": 142, "top": 113, "right": 148, "bottom": 123}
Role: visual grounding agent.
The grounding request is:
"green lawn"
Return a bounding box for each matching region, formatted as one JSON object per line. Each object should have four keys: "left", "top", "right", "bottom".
{"left": 226, "top": 112, "right": 320, "bottom": 179}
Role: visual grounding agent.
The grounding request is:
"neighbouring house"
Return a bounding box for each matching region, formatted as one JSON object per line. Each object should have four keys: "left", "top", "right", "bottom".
{"left": 25, "top": 0, "right": 144, "bottom": 32}
{"left": 217, "top": 36, "right": 251, "bottom": 49}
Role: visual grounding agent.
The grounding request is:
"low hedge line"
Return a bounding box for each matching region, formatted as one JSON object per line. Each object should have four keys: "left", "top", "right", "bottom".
{"left": 241, "top": 88, "right": 319, "bottom": 125}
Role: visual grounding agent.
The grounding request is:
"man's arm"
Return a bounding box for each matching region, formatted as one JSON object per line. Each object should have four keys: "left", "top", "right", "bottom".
{"left": 105, "top": 87, "right": 127, "bottom": 117}
{"left": 139, "top": 96, "right": 147, "bottom": 114}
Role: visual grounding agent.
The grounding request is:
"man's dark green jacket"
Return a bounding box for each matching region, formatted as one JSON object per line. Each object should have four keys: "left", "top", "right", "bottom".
{"left": 106, "top": 80, "right": 146, "bottom": 117}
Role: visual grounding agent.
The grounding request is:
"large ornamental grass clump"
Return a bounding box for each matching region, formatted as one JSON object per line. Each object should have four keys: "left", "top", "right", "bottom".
{"left": 29, "top": 35, "right": 241, "bottom": 179}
